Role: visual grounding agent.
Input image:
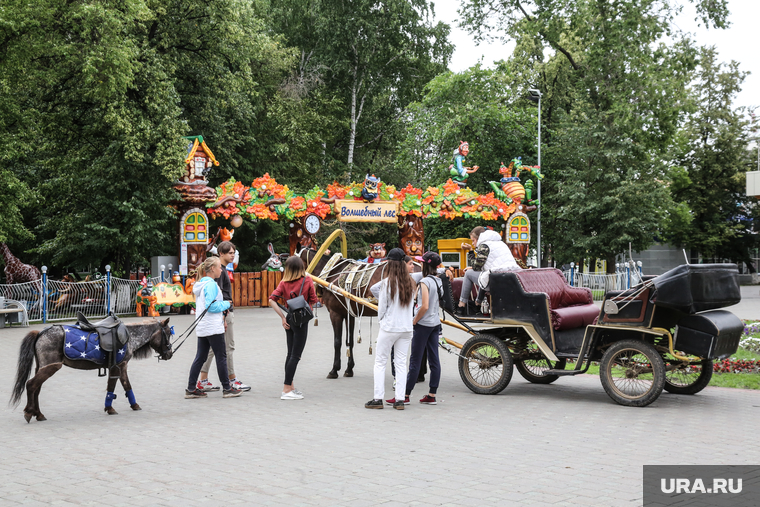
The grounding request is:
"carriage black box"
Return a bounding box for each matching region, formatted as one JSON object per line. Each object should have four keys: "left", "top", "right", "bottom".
{"left": 673, "top": 310, "right": 743, "bottom": 360}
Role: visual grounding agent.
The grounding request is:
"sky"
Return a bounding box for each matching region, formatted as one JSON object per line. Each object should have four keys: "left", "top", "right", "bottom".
{"left": 432, "top": 0, "right": 759, "bottom": 114}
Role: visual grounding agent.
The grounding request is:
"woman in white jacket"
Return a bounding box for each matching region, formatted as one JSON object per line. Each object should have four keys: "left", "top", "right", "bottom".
{"left": 457, "top": 228, "right": 521, "bottom": 316}
{"left": 185, "top": 257, "right": 242, "bottom": 399}
{"left": 365, "top": 248, "right": 416, "bottom": 410}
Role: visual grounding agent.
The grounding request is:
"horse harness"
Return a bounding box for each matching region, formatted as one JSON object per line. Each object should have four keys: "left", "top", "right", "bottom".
{"left": 73, "top": 312, "right": 130, "bottom": 378}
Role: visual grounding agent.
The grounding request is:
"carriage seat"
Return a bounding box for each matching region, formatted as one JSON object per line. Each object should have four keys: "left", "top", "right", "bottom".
{"left": 510, "top": 269, "right": 599, "bottom": 330}
{"left": 76, "top": 312, "right": 128, "bottom": 352}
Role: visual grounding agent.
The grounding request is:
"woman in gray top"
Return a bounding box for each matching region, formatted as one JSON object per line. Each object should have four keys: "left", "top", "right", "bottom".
{"left": 403, "top": 251, "right": 443, "bottom": 405}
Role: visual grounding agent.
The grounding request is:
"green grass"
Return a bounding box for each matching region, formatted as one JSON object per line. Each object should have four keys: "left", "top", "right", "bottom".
{"left": 563, "top": 347, "right": 760, "bottom": 390}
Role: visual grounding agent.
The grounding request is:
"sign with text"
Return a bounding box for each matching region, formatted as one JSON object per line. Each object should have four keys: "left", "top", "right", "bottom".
{"left": 336, "top": 200, "right": 399, "bottom": 223}
{"left": 644, "top": 465, "right": 760, "bottom": 506}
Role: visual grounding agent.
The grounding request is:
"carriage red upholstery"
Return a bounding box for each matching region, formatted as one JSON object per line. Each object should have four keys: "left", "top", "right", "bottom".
{"left": 513, "top": 269, "right": 599, "bottom": 331}
{"left": 450, "top": 278, "right": 478, "bottom": 303}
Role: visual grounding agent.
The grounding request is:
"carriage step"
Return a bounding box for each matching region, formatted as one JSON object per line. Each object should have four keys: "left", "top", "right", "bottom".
{"left": 545, "top": 369, "right": 586, "bottom": 376}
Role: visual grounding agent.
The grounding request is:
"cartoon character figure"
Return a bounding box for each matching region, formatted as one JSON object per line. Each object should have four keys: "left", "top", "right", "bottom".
{"left": 361, "top": 174, "right": 380, "bottom": 201}
{"left": 488, "top": 158, "right": 543, "bottom": 206}
{"left": 261, "top": 243, "right": 286, "bottom": 272}
{"left": 362, "top": 243, "right": 387, "bottom": 263}
{"left": 399, "top": 216, "right": 424, "bottom": 257}
{"left": 449, "top": 141, "right": 479, "bottom": 186}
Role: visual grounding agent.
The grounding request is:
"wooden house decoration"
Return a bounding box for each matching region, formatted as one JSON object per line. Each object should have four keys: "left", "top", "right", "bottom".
{"left": 172, "top": 135, "right": 219, "bottom": 275}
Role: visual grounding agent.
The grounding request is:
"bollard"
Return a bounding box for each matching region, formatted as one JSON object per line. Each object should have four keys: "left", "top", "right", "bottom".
{"left": 106, "top": 265, "right": 112, "bottom": 313}
{"left": 42, "top": 266, "right": 48, "bottom": 323}
{"left": 570, "top": 262, "right": 575, "bottom": 287}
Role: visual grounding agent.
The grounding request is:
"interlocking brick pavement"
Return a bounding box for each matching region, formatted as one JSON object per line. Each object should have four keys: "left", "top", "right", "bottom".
{"left": 1, "top": 307, "right": 760, "bottom": 506}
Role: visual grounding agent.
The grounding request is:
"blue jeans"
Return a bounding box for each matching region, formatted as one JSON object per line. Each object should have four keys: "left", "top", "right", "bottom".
{"left": 188, "top": 333, "right": 229, "bottom": 391}
{"left": 406, "top": 324, "right": 441, "bottom": 396}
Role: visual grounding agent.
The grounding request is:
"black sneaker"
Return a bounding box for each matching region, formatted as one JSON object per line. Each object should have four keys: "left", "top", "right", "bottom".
{"left": 365, "top": 399, "right": 384, "bottom": 409}
{"left": 416, "top": 375, "right": 425, "bottom": 383}
{"left": 185, "top": 388, "right": 207, "bottom": 399}
{"left": 222, "top": 387, "right": 243, "bottom": 398}
{"left": 393, "top": 400, "right": 405, "bottom": 410}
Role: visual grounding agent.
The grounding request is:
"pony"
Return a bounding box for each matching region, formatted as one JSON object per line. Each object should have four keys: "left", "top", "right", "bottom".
{"left": 10, "top": 318, "right": 173, "bottom": 422}
{"left": 299, "top": 247, "right": 420, "bottom": 378}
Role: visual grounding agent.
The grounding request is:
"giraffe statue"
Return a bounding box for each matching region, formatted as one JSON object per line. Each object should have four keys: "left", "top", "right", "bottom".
{"left": 0, "top": 243, "right": 42, "bottom": 284}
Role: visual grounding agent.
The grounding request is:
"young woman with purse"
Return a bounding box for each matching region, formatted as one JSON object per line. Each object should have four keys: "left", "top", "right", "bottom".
{"left": 269, "top": 256, "right": 318, "bottom": 400}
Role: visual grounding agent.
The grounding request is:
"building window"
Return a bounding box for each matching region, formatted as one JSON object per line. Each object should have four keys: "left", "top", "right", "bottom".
{"left": 183, "top": 212, "right": 207, "bottom": 242}
{"left": 509, "top": 216, "right": 529, "bottom": 241}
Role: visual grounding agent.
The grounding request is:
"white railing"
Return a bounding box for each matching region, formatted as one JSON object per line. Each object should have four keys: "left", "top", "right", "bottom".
{"left": 562, "top": 269, "right": 644, "bottom": 301}
{"left": 0, "top": 271, "right": 162, "bottom": 323}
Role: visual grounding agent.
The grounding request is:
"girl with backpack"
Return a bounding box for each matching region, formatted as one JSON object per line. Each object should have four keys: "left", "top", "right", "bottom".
{"left": 399, "top": 251, "right": 443, "bottom": 406}
{"left": 365, "top": 248, "right": 416, "bottom": 410}
{"left": 269, "top": 256, "right": 318, "bottom": 400}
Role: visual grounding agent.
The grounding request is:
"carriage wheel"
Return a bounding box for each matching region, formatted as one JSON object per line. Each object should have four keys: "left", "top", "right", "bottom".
{"left": 458, "top": 334, "right": 513, "bottom": 395}
{"left": 600, "top": 339, "right": 665, "bottom": 407}
{"left": 663, "top": 358, "right": 713, "bottom": 395}
{"left": 514, "top": 342, "right": 567, "bottom": 385}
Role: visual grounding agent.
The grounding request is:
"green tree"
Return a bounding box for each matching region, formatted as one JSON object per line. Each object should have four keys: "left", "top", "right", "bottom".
{"left": 0, "top": 0, "right": 296, "bottom": 272}
{"left": 394, "top": 64, "right": 537, "bottom": 192}
{"left": 270, "top": 0, "right": 453, "bottom": 179}
{"left": 460, "top": 0, "right": 729, "bottom": 268}
{"left": 665, "top": 47, "right": 755, "bottom": 270}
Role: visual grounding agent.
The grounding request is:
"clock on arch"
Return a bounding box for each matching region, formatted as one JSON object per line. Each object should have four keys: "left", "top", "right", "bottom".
{"left": 304, "top": 214, "right": 321, "bottom": 235}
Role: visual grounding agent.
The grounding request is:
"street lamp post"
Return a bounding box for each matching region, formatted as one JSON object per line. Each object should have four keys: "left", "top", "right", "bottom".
{"left": 528, "top": 89, "right": 542, "bottom": 267}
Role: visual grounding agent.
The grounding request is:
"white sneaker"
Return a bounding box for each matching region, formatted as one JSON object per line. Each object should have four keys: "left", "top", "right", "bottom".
{"left": 232, "top": 379, "right": 251, "bottom": 392}
{"left": 293, "top": 388, "right": 303, "bottom": 396}
{"left": 281, "top": 390, "right": 304, "bottom": 400}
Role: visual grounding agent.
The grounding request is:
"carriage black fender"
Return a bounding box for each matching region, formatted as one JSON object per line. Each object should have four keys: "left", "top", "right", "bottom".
{"left": 674, "top": 310, "right": 743, "bottom": 360}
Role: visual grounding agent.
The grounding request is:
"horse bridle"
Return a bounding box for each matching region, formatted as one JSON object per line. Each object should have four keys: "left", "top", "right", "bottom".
{"left": 156, "top": 323, "right": 174, "bottom": 361}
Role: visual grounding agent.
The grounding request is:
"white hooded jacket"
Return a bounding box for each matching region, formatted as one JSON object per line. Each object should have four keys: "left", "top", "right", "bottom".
{"left": 193, "top": 277, "right": 230, "bottom": 337}
{"left": 474, "top": 230, "right": 521, "bottom": 288}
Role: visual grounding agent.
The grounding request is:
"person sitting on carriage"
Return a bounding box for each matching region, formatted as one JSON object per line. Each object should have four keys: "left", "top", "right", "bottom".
{"left": 457, "top": 228, "right": 521, "bottom": 316}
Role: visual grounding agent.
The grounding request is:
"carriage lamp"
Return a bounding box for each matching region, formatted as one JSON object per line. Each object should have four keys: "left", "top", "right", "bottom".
{"left": 230, "top": 215, "right": 243, "bottom": 228}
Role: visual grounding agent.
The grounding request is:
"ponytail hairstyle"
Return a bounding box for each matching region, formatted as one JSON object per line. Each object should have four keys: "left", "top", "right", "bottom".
{"left": 384, "top": 258, "right": 415, "bottom": 306}
{"left": 196, "top": 256, "right": 221, "bottom": 279}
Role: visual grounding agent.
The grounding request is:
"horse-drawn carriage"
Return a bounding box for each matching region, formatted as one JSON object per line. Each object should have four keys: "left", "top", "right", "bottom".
{"left": 441, "top": 263, "right": 743, "bottom": 407}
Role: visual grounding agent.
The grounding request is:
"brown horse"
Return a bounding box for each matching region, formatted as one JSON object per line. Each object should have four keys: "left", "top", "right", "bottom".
{"left": 299, "top": 248, "right": 420, "bottom": 379}
{"left": 10, "top": 318, "right": 173, "bottom": 422}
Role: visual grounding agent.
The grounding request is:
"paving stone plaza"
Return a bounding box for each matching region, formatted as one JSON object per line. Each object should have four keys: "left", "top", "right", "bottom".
{"left": 1, "top": 289, "right": 759, "bottom": 506}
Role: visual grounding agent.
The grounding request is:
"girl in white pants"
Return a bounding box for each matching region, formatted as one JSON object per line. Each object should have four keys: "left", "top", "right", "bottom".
{"left": 366, "top": 248, "right": 416, "bottom": 410}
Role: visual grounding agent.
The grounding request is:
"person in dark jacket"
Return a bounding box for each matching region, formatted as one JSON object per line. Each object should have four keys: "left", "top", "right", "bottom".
{"left": 197, "top": 241, "right": 251, "bottom": 393}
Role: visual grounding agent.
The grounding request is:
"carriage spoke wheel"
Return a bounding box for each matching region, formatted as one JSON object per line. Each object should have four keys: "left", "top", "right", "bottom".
{"left": 458, "top": 334, "right": 513, "bottom": 395}
{"left": 600, "top": 339, "right": 665, "bottom": 407}
{"left": 514, "top": 342, "right": 566, "bottom": 384}
{"left": 663, "top": 357, "right": 713, "bottom": 395}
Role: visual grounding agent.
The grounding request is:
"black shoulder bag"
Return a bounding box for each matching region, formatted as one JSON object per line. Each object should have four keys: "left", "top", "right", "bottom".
{"left": 286, "top": 277, "right": 314, "bottom": 327}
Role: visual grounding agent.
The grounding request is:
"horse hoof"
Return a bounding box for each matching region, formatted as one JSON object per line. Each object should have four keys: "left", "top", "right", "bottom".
{"left": 24, "top": 412, "right": 32, "bottom": 423}
{"left": 104, "top": 407, "right": 118, "bottom": 415}
{"left": 36, "top": 414, "right": 46, "bottom": 421}
{"left": 343, "top": 371, "right": 353, "bottom": 378}
{"left": 326, "top": 372, "right": 339, "bottom": 379}
{"left": 131, "top": 404, "right": 142, "bottom": 411}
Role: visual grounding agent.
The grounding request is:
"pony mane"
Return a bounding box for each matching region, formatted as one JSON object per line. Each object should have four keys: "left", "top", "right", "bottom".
{"left": 128, "top": 320, "right": 161, "bottom": 360}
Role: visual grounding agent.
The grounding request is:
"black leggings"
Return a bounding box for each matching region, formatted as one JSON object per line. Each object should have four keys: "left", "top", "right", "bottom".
{"left": 284, "top": 323, "right": 309, "bottom": 385}
{"left": 188, "top": 333, "right": 229, "bottom": 391}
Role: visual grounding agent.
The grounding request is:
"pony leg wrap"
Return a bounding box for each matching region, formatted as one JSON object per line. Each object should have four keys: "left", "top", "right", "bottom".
{"left": 105, "top": 392, "right": 117, "bottom": 408}
{"left": 126, "top": 389, "right": 136, "bottom": 406}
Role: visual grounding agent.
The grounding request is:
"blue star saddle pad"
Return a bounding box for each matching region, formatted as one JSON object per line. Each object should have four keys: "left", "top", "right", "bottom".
{"left": 62, "top": 326, "right": 126, "bottom": 365}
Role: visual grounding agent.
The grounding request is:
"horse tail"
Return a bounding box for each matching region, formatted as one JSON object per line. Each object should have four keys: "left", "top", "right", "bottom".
{"left": 10, "top": 330, "right": 40, "bottom": 407}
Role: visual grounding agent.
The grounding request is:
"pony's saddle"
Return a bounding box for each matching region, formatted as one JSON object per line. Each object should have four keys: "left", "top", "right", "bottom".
{"left": 76, "top": 312, "right": 128, "bottom": 353}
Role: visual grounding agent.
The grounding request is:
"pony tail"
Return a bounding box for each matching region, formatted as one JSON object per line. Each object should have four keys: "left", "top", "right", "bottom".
{"left": 10, "top": 330, "right": 39, "bottom": 407}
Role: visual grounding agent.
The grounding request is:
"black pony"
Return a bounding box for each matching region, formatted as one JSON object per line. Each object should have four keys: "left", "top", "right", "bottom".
{"left": 10, "top": 318, "right": 172, "bottom": 422}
